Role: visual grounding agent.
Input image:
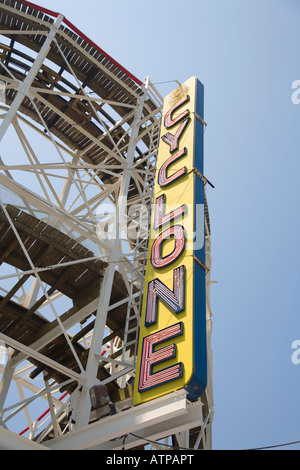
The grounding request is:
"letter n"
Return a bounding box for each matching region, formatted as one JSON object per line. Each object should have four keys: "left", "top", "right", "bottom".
{"left": 145, "top": 266, "right": 185, "bottom": 327}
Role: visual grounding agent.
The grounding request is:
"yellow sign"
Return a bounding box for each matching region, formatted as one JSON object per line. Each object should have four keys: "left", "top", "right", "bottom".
{"left": 133, "top": 77, "right": 207, "bottom": 405}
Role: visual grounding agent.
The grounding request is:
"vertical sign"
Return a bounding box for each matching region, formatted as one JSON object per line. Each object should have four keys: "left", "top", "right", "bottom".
{"left": 133, "top": 77, "right": 207, "bottom": 405}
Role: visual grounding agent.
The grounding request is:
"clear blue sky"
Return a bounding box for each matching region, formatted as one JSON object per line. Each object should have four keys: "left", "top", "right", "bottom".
{"left": 16, "top": 0, "right": 300, "bottom": 449}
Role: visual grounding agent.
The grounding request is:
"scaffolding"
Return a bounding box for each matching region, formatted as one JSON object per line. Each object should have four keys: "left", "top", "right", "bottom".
{"left": 0, "top": 0, "right": 213, "bottom": 450}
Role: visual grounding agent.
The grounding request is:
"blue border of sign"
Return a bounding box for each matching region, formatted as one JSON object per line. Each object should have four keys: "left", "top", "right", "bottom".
{"left": 184, "top": 78, "right": 207, "bottom": 402}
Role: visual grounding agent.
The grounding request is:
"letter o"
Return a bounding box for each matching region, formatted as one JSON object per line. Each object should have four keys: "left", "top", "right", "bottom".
{"left": 151, "top": 225, "right": 186, "bottom": 269}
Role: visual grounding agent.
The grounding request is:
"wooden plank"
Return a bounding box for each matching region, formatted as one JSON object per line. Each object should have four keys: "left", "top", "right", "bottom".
{"left": 0, "top": 207, "right": 107, "bottom": 274}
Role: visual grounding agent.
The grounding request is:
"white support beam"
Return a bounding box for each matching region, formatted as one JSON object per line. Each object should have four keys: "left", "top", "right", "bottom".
{"left": 44, "top": 390, "right": 189, "bottom": 450}
{"left": 90, "top": 399, "right": 204, "bottom": 451}
{"left": 0, "top": 428, "right": 49, "bottom": 451}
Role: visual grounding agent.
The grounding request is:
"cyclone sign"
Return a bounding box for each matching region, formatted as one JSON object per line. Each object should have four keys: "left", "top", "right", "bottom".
{"left": 133, "top": 77, "right": 207, "bottom": 405}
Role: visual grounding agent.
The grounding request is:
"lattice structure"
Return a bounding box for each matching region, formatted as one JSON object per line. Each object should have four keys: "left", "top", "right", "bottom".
{"left": 0, "top": 0, "right": 213, "bottom": 450}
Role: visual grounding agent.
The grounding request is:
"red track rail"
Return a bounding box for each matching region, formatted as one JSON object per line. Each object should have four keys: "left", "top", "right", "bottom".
{"left": 18, "top": 0, "right": 143, "bottom": 86}
{"left": 19, "top": 391, "right": 69, "bottom": 436}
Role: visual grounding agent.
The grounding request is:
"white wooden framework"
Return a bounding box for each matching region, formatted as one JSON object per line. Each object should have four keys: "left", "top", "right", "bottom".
{"left": 0, "top": 0, "right": 213, "bottom": 450}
